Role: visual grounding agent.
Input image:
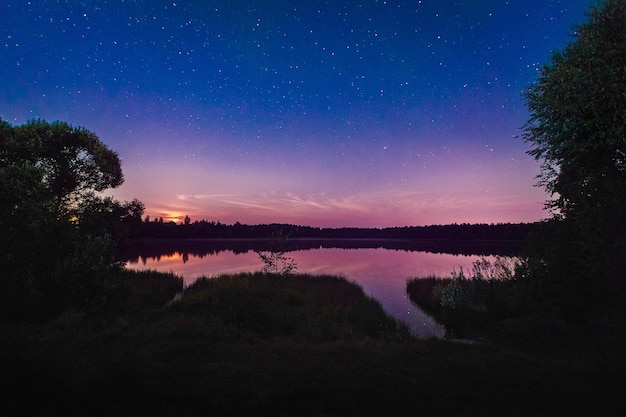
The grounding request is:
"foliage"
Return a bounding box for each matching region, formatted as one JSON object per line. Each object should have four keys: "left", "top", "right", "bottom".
{"left": 6, "top": 269, "right": 618, "bottom": 417}
{"left": 522, "top": 0, "right": 626, "bottom": 319}
{"left": 14, "top": 119, "right": 124, "bottom": 208}
{"left": 438, "top": 257, "right": 521, "bottom": 312}
{"left": 407, "top": 257, "right": 532, "bottom": 339}
{"left": 102, "top": 268, "right": 184, "bottom": 314}
{"left": 439, "top": 268, "right": 473, "bottom": 310}
{"left": 0, "top": 118, "right": 142, "bottom": 320}
{"left": 127, "top": 217, "right": 537, "bottom": 247}
{"left": 256, "top": 229, "right": 298, "bottom": 276}
{"left": 469, "top": 256, "right": 517, "bottom": 281}
{"left": 2, "top": 312, "right": 618, "bottom": 417}
{"left": 523, "top": 0, "right": 626, "bottom": 219}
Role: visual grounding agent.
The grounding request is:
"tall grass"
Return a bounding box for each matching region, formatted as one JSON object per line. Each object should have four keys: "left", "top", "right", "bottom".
{"left": 168, "top": 272, "right": 412, "bottom": 343}
{"left": 110, "top": 268, "right": 184, "bottom": 312}
{"left": 406, "top": 257, "right": 529, "bottom": 340}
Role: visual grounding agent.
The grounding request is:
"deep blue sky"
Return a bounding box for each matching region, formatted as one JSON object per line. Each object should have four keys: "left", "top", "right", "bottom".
{"left": 1, "top": 0, "right": 597, "bottom": 226}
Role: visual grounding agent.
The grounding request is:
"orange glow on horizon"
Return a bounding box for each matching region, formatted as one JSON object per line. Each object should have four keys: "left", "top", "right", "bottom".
{"left": 148, "top": 210, "right": 188, "bottom": 224}
{"left": 140, "top": 191, "right": 547, "bottom": 228}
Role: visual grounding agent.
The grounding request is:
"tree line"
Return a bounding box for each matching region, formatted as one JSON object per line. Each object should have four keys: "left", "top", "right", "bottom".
{"left": 127, "top": 218, "right": 539, "bottom": 242}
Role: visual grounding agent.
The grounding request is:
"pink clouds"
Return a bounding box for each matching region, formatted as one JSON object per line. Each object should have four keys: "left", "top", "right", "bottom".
{"left": 106, "top": 120, "right": 549, "bottom": 228}
{"left": 127, "top": 187, "right": 546, "bottom": 228}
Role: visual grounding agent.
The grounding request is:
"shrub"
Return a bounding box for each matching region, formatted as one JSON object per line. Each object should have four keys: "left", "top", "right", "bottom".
{"left": 256, "top": 229, "right": 297, "bottom": 276}
{"left": 407, "top": 257, "right": 529, "bottom": 338}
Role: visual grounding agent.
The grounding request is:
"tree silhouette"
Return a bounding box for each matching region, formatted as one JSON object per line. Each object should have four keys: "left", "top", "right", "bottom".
{"left": 0, "top": 118, "right": 142, "bottom": 319}
{"left": 15, "top": 119, "right": 124, "bottom": 208}
{"left": 522, "top": 0, "right": 626, "bottom": 318}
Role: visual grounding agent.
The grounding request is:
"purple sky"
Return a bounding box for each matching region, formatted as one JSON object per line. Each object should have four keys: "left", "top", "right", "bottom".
{"left": 1, "top": 1, "right": 597, "bottom": 227}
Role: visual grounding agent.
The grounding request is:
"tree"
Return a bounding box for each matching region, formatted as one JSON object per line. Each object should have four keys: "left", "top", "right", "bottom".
{"left": 524, "top": 0, "right": 626, "bottom": 220}
{"left": 15, "top": 119, "right": 124, "bottom": 209}
{"left": 522, "top": 0, "right": 626, "bottom": 318}
{"left": 0, "top": 118, "right": 139, "bottom": 319}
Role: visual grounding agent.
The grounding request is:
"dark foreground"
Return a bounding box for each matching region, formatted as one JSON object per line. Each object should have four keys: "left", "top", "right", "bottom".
{"left": 2, "top": 272, "right": 623, "bottom": 416}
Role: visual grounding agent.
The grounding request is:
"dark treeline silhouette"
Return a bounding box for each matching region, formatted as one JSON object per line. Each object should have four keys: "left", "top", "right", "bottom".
{"left": 128, "top": 218, "right": 539, "bottom": 242}
{"left": 118, "top": 221, "right": 539, "bottom": 264}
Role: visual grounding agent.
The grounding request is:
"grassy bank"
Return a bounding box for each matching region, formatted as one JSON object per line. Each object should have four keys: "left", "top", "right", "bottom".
{"left": 1, "top": 271, "right": 622, "bottom": 416}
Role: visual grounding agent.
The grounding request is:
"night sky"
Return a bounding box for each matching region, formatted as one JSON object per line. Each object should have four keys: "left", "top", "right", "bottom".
{"left": 1, "top": 1, "right": 597, "bottom": 227}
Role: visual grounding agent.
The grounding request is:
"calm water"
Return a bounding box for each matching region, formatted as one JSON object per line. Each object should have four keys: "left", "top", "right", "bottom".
{"left": 123, "top": 240, "right": 509, "bottom": 339}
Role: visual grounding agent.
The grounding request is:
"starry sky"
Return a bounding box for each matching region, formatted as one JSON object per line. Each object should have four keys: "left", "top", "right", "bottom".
{"left": 1, "top": 0, "right": 597, "bottom": 227}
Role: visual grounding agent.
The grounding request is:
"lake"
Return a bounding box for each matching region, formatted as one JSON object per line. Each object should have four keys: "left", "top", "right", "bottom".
{"left": 121, "top": 239, "right": 518, "bottom": 339}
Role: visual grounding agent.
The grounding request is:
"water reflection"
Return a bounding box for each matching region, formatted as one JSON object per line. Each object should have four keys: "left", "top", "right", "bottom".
{"left": 122, "top": 240, "right": 509, "bottom": 339}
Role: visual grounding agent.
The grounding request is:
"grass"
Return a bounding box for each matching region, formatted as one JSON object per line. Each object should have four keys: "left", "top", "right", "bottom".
{"left": 405, "top": 275, "right": 507, "bottom": 342}
{"left": 406, "top": 273, "right": 626, "bottom": 356}
{"left": 169, "top": 272, "right": 411, "bottom": 343}
{"left": 1, "top": 271, "right": 624, "bottom": 416}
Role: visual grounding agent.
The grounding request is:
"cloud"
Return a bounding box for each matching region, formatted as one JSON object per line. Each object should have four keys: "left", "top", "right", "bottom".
{"left": 165, "top": 188, "right": 544, "bottom": 227}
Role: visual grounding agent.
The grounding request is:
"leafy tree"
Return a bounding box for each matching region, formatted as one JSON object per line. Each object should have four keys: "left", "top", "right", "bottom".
{"left": 522, "top": 0, "right": 626, "bottom": 318}
{"left": 0, "top": 118, "right": 140, "bottom": 320}
{"left": 524, "top": 0, "right": 626, "bottom": 220}
{"left": 15, "top": 119, "right": 124, "bottom": 209}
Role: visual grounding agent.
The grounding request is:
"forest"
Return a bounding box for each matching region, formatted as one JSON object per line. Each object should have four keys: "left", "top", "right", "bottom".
{"left": 127, "top": 218, "right": 539, "bottom": 241}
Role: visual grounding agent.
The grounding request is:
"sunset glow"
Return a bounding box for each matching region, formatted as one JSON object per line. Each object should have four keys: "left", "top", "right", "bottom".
{"left": 1, "top": 1, "right": 595, "bottom": 227}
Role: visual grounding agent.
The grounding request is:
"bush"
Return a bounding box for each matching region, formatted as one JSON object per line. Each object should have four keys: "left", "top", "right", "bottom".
{"left": 407, "top": 257, "right": 527, "bottom": 339}
{"left": 256, "top": 229, "right": 297, "bottom": 276}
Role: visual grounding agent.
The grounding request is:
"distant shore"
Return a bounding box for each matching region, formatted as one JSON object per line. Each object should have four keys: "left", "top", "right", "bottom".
{"left": 117, "top": 236, "right": 526, "bottom": 262}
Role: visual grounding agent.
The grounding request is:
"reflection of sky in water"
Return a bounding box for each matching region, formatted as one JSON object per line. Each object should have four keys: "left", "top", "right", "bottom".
{"left": 127, "top": 248, "right": 493, "bottom": 339}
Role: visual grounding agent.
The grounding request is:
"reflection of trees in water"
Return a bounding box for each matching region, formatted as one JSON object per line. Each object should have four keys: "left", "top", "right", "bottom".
{"left": 118, "top": 238, "right": 523, "bottom": 264}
